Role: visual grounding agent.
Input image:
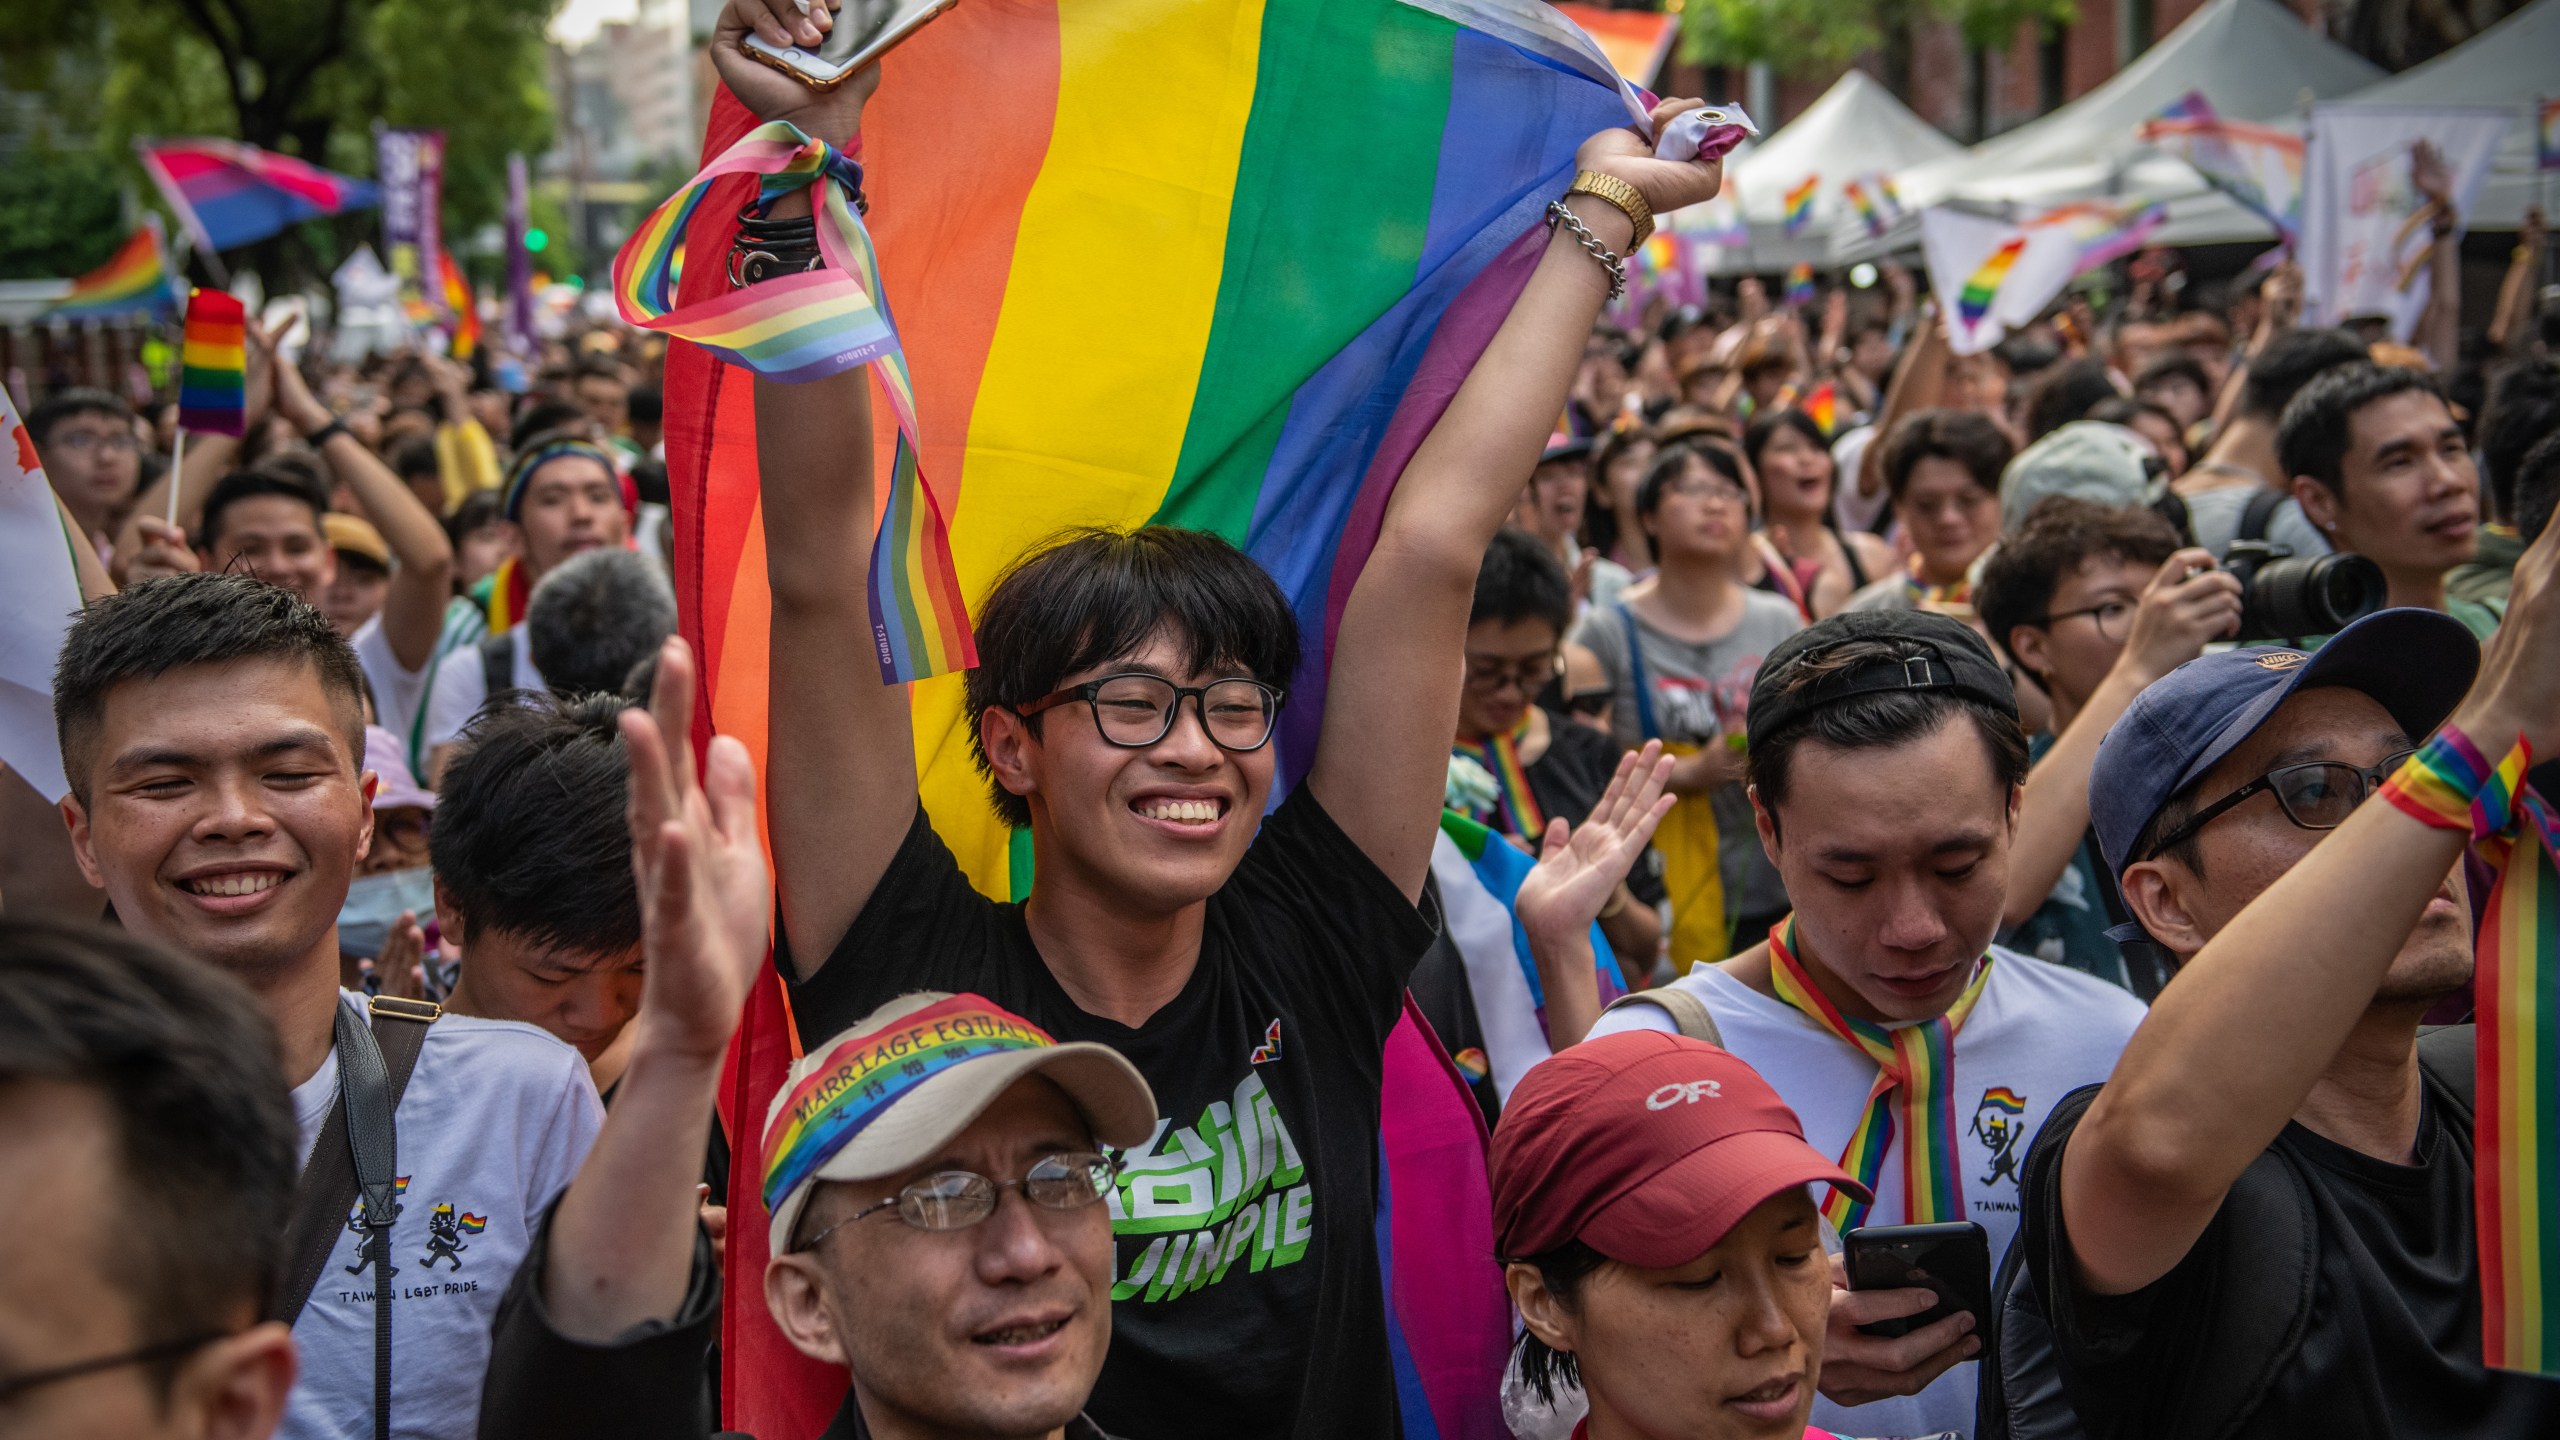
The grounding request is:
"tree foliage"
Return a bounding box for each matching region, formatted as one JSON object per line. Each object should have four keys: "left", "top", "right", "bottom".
{"left": 1680, "top": 0, "right": 2078, "bottom": 76}
{"left": 0, "top": 0, "right": 554, "bottom": 269}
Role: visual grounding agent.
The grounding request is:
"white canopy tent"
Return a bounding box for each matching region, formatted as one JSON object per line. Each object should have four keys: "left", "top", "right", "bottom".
{"left": 1831, "top": 0, "right": 2382, "bottom": 260}
{"left": 1679, "top": 69, "right": 1960, "bottom": 273}
{"left": 2331, "top": 0, "right": 2557, "bottom": 230}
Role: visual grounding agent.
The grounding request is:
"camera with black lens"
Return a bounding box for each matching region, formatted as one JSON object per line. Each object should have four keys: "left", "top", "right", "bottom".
{"left": 2220, "top": 541, "right": 2386, "bottom": 643}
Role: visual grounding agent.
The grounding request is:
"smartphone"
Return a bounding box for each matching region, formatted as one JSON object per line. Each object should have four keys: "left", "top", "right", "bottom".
{"left": 742, "top": 0, "right": 957, "bottom": 90}
{"left": 1843, "top": 1221, "right": 1991, "bottom": 1340}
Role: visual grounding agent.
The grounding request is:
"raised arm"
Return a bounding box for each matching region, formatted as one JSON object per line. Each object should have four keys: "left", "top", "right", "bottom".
{"left": 2058, "top": 522, "right": 2560, "bottom": 1297}
{"left": 1515, "top": 743, "right": 1673, "bottom": 1049}
{"left": 2487, "top": 208, "right": 2545, "bottom": 357}
{"left": 711, "top": 0, "right": 913, "bottom": 972}
{"left": 1856, "top": 309, "right": 1948, "bottom": 505}
{"left": 1309, "top": 102, "right": 1726, "bottom": 897}
{"left": 275, "top": 336, "right": 456, "bottom": 669}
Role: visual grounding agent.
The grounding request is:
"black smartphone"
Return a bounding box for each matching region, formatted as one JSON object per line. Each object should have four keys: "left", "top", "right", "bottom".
{"left": 1843, "top": 1221, "right": 1991, "bottom": 1339}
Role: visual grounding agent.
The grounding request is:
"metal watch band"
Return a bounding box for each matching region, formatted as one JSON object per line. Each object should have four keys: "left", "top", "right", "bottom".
{"left": 1566, "top": 170, "right": 1653, "bottom": 249}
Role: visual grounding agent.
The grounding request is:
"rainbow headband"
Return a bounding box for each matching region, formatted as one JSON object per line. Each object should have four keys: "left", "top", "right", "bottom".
{"left": 502, "top": 440, "right": 626, "bottom": 521}
{"left": 760, "top": 996, "right": 1058, "bottom": 1218}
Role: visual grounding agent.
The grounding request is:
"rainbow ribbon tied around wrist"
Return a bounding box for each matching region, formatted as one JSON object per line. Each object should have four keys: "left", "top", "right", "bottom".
{"left": 612, "top": 120, "right": 973, "bottom": 682}
{"left": 2382, "top": 728, "right": 2560, "bottom": 1375}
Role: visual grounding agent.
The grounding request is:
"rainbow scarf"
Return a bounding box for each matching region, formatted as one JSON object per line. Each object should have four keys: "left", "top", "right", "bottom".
{"left": 759, "top": 995, "right": 1055, "bottom": 1219}
{"left": 613, "top": 119, "right": 972, "bottom": 683}
{"left": 177, "top": 290, "right": 246, "bottom": 436}
{"left": 46, "top": 224, "right": 178, "bottom": 320}
{"left": 1454, "top": 717, "right": 1546, "bottom": 841}
{"left": 1769, "top": 919, "right": 1993, "bottom": 1231}
{"left": 2380, "top": 729, "right": 2557, "bottom": 1375}
{"left": 1782, "top": 174, "right": 1819, "bottom": 236}
{"left": 482, "top": 555, "right": 531, "bottom": 636}
{"left": 1902, "top": 552, "right": 1975, "bottom": 616}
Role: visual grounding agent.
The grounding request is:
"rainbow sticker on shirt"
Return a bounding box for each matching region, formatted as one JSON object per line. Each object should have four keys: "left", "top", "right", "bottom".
{"left": 760, "top": 996, "right": 1056, "bottom": 1218}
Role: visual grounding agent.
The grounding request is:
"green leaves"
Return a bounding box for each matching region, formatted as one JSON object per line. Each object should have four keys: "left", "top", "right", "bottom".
{"left": 1676, "top": 0, "right": 2077, "bottom": 77}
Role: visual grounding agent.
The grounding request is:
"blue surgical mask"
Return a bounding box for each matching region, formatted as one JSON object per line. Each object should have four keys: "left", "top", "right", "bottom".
{"left": 338, "top": 866, "right": 436, "bottom": 960}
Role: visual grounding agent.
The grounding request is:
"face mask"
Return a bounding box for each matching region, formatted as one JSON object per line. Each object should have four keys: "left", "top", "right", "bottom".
{"left": 338, "top": 866, "right": 436, "bottom": 959}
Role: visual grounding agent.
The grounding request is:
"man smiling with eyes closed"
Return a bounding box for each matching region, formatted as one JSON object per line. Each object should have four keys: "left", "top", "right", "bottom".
{"left": 51, "top": 573, "right": 600, "bottom": 1440}
{"left": 1584, "top": 609, "right": 2146, "bottom": 1439}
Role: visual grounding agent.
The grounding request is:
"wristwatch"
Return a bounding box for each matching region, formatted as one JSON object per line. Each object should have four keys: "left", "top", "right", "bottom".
{"left": 1567, "top": 170, "right": 1653, "bottom": 249}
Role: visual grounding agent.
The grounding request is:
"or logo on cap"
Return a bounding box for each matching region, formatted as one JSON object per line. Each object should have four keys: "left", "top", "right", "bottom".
{"left": 761, "top": 997, "right": 1054, "bottom": 1217}
{"left": 1645, "top": 1078, "right": 1725, "bottom": 1110}
{"left": 2255, "top": 651, "right": 2308, "bottom": 671}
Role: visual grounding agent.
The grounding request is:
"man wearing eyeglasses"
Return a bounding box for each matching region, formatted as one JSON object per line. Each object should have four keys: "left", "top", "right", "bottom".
{"left": 1975, "top": 497, "right": 2240, "bottom": 995}
{"left": 26, "top": 387, "right": 144, "bottom": 559}
{"left": 2004, "top": 588, "right": 2560, "bottom": 1437}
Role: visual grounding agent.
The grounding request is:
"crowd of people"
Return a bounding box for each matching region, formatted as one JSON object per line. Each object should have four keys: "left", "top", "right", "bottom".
{"left": 6, "top": 1, "right": 2560, "bottom": 1438}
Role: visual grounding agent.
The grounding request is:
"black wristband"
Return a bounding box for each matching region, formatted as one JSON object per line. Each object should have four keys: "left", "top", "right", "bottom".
{"left": 306, "top": 419, "right": 352, "bottom": 448}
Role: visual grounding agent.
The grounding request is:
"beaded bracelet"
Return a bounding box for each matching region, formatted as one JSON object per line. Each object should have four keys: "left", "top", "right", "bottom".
{"left": 2378, "top": 725, "right": 2532, "bottom": 840}
{"left": 1547, "top": 200, "right": 1627, "bottom": 301}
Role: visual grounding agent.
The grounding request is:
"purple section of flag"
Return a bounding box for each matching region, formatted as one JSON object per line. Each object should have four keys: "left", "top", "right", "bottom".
{"left": 1379, "top": 1000, "right": 1512, "bottom": 1440}
{"left": 505, "top": 154, "right": 537, "bottom": 354}
{"left": 136, "top": 139, "right": 378, "bottom": 254}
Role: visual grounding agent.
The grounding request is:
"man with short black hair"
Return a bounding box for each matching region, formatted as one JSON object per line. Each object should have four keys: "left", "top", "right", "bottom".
{"left": 2172, "top": 328, "right": 2364, "bottom": 559}
{"left": 52, "top": 573, "right": 600, "bottom": 1440}
{"left": 1845, "top": 409, "right": 2010, "bottom": 615}
{"left": 2279, "top": 362, "right": 2491, "bottom": 635}
{"left": 2447, "top": 360, "right": 2560, "bottom": 617}
{"left": 1583, "top": 610, "right": 2147, "bottom": 1438}
{"left": 2008, "top": 538, "right": 2560, "bottom": 1434}
{"left": 434, "top": 692, "right": 645, "bottom": 1085}
{"left": 26, "top": 387, "right": 142, "bottom": 555}
{"left": 2132, "top": 353, "right": 2212, "bottom": 432}
{"left": 0, "top": 918, "right": 300, "bottom": 1440}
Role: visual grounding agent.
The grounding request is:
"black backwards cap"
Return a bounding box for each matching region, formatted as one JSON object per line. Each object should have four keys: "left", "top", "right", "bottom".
{"left": 1747, "top": 610, "right": 2017, "bottom": 748}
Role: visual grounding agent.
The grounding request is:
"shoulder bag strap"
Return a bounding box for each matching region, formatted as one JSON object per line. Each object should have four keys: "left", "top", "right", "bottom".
{"left": 1602, "top": 986, "right": 1724, "bottom": 1046}
{"left": 1614, "top": 604, "right": 1660, "bottom": 742}
{"left": 2237, "top": 486, "right": 2285, "bottom": 545}
{"left": 479, "top": 629, "right": 515, "bottom": 702}
{"left": 268, "top": 999, "right": 436, "bottom": 1440}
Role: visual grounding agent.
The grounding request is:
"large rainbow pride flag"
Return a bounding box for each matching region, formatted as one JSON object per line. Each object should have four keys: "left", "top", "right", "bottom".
{"left": 44, "top": 223, "right": 178, "bottom": 321}
{"left": 136, "top": 137, "right": 379, "bottom": 255}
{"left": 663, "top": 1, "right": 1657, "bottom": 1435}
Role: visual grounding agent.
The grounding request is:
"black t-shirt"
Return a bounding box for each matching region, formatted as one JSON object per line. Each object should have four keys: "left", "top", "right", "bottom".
{"left": 2021, "top": 1073, "right": 2560, "bottom": 1439}
{"left": 783, "top": 788, "right": 1435, "bottom": 1440}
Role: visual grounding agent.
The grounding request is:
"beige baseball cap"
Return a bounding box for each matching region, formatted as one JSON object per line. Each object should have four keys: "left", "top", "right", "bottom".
{"left": 760, "top": 991, "right": 1157, "bottom": 1250}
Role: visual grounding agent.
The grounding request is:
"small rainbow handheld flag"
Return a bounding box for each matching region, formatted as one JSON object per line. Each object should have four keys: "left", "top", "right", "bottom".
{"left": 1801, "top": 379, "right": 1839, "bottom": 437}
{"left": 438, "top": 251, "right": 480, "bottom": 360}
{"left": 1843, "top": 179, "right": 1887, "bottom": 240}
{"left": 1958, "top": 238, "right": 2026, "bottom": 329}
{"left": 2539, "top": 97, "right": 2559, "bottom": 172}
{"left": 1783, "top": 262, "right": 1815, "bottom": 310}
{"left": 613, "top": 120, "right": 973, "bottom": 681}
{"left": 1782, "top": 174, "right": 1819, "bottom": 236}
{"left": 46, "top": 224, "right": 178, "bottom": 321}
{"left": 177, "top": 289, "right": 247, "bottom": 437}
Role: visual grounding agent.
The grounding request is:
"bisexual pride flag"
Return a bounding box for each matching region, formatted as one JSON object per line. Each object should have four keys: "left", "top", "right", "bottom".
{"left": 137, "top": 137, "right": 379, "bottom": 255}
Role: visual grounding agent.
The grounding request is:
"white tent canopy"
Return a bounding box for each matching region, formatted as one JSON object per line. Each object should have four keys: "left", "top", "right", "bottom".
{"left": 1688, "top": 69, "right": 1959, "bottom": 272}
{"left": 2333, "top": 0, "right": 2557, "bottom": 229}
{"left": 1834, "top": 0, "right": 2382, "bottom": 259}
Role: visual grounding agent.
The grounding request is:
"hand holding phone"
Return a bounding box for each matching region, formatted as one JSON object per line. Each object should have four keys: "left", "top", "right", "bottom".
{"left": 1843, "top": 1221, "right": 1992, "bottom": 1338}
{"left": 711, "top": 0, "right": 886, "bottom": 143}
{"left": 739, "top": 0, "right": 955, "bottom": 89}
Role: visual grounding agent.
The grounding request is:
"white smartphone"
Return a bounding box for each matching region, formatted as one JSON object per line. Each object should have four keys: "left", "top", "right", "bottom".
{"left": 741, "top": 0, "right": 957, "bottom": 90}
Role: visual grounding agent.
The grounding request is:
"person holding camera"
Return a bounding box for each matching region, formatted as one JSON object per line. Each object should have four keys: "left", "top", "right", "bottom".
{"left": 1976, "top": 497, "right": 2240, "bottom": 994}
{"left": 2000, "top": 501, "right": 2560, "bottom": 1433}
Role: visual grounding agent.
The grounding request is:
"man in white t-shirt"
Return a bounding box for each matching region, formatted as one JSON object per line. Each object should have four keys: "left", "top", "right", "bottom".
{"left": 1582, "top": 609, "right": 2145, "bottom": 1440}
{"left": 53, "top": 572, "right": 602, "bottom": 1440}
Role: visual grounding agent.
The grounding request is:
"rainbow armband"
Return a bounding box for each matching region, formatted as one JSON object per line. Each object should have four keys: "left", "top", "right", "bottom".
{"left": 2379, "top": 726, "right": 2531, "bottom": 840}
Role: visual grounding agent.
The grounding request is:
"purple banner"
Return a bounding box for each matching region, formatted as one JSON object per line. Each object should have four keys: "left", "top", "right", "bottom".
{"left": 375, "top": 127, "right": 447, "bottom": 319}
{"left": 505, "top": 152, "right": 536, "bottom": 355}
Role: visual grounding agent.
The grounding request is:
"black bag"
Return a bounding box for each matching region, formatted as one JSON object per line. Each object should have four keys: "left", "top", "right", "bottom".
{"left": 1978, "top": 1026, "right": 2476, "bottom": 1440}
{"left": 272, "top": 996, "right": 439, "bottom": 1440}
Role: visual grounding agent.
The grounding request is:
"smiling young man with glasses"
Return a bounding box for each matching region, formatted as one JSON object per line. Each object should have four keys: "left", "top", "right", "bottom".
{"left": 1976, "top": 497, "right": 2240, "bottom": 993}
{"left": 2003, "top": 580, "right": 2560, "bottom": 1437}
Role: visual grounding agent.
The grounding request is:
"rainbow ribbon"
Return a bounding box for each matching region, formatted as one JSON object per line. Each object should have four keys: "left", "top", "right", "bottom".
{"left": 759, "top": 995, "right": 1057, "bottom": 1217}
{"left": 1769, "top": 918, "right": 1993, "bottom": 1232}
{"left": 2382, "top": 729, "right": 2556, "bottom": 1374}
{"left": 611, "top": 121, "right": 974, "bottom": 681}
{"left": 1455, "top": 718, "right": 1546, "bottom": 842}
{"left": 177, "top": 289, "right": 246, "bottom": 436}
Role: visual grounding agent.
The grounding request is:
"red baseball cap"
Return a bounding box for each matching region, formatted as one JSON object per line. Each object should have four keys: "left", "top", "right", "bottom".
{"left": 1491, "top": 1031, "right": 1866, "bottom": 1270}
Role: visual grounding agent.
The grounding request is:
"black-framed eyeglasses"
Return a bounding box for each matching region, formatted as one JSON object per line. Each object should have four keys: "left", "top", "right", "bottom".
{"left": 1014, "top": 673, "right": 1285, "bottom": 752}
{"left": 2145, "top": 749, "right": 2417, "bottom": 858}
{"left": 1563, "top": 687, "right": 1614, "bottom": 717}
{"left": 799, "top": 1152, "right": 1121, "bottom": 1247}
{"left": 0, "top": 1332, "right": 229, "bottom": 1404}
{"left": 1463, "top": 653, "right": 1559, "bottom": 695}
{"left": 2040, "top": 598, "right": 2136, "bottom": 645}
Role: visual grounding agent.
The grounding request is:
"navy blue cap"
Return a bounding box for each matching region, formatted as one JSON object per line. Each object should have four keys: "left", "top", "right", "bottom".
{"left": 2089, "top": 608, "right": 2480, "bottom": 886}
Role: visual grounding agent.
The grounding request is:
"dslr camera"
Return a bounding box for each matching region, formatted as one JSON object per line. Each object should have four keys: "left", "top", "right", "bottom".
{"left": 2220, "top": 541, "right": 2385, "bottom": 643}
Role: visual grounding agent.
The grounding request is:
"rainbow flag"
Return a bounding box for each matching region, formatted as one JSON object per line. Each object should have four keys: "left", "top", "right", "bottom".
{"left": 1432, "top": 809, "right": 1625, "bottom": 1102}
{"left": 1843, "top": 178, "right": 1887, "bottom": 239}
{"left": 45, "top": 223, "right": 178, "bottom": 320}
{"left": 1801, "top": 379, "right": 1839, "bottom": 437}
{"left": 1782, "top": 173, "right": 1819, "bottom": 236}
{"left": 2140, "top": 91, "right": 2306, "bottom": 245}
{"left": 2059, "top": 198, "right": 2170, "bottom": 270}
{"left": 1784, "top": 261, "right": 1815, "bottom": 309}
{"left": 1958, "top": 238, "right": 2027, "bottom": 329}
{"left": 136, "top": 137, "right": 378, "bottom": 255}
{"left": 2539, "top": 98, "right": 2559, "bottom": 172}
{"left": 2476, "top": 791, "right": 2560, "bottom": 1374}
{"left": 177, "top": 290, "right": 247, "bottom": 437}
{"left": 671, "top": 1, "right": 1647, "bottom": 1433}
{"left": 437, "top": 251, "right": 480, "bottom": 360}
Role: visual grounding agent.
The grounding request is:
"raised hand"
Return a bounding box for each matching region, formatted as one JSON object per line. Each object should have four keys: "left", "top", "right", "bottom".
{"left": 2117, "top": 547, "right": 2243, "bottom": 686}
{"left": 1577, "top": 97, "right": 1730, "bottom": 222}
{"left": 1516, "top": 741, "right": 1675, "bottom": 948}
{"left": 712, "top": 0, "right": 880, "bottom": 143}
{"left": 117, "top": 515, "right": 203, "bottom": 584}
{"left": 621, "top": 636, "right": 772, "bottom": 1065}
{"left": 2453, "top": 493, "right": 2560, "bottom": 761}
{"left": 372, "top": 915, "right": 431, "bottom": 1001}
